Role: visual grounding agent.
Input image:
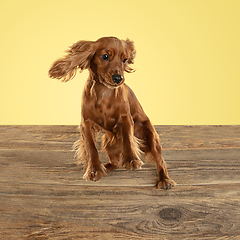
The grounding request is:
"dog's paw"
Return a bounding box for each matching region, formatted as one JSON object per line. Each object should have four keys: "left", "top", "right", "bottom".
{"left": 104, "top": 162, "right": 118, "bottom": 172}
{"left": 157, "top": 178, "right": 176, "bottom": 190}
{"left": 83, "top": 164, "right": 107, "bottom": 181}
{"left": 124, "top": 159, "right": 144, "bottom": 171}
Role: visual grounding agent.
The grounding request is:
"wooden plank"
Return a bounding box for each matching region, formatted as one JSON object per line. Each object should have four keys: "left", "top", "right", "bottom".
{"left": 1, "top": 125, "right": 240, "bottom": 151}
{"left": 1, "top": 148, "right": 239, "bottom": 187}
{"left": 1, "top": 184, "right": 239, "bottom": 239}
{"left": 0, "top": 125, "right": 240, "bottom": 239}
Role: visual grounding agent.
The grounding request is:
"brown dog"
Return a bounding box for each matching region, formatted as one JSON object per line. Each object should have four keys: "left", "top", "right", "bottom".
{"left": 49, "top": 36, "right": 175, "bottom": 189}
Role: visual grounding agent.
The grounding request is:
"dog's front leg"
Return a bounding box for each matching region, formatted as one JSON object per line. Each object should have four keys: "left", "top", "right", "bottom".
{"left": 81, "top": 120, "right": 106, "bottom": 181}
{"left": 120, "top": 114, "right": 144, "bottom": 170}
{"left": 141, "top": 120, "right": 175, "bottom": 189}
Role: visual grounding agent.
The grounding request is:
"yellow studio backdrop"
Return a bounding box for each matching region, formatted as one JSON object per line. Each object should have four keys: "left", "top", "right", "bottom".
{"left": 0, "top": 0, "right": 239, "bottom": 125}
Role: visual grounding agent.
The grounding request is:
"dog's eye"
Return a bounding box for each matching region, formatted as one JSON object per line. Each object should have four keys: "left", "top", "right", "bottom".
{"left": 101, "top": 54, "right": 109, "bottom": 61}
{"left": 123, "top": 58, "right": 127, "bottom": 64}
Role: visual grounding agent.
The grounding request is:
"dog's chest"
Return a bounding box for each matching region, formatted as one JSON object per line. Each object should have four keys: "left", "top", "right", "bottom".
{"left": 93, "top": 90, "right": 123, "bottom": 130}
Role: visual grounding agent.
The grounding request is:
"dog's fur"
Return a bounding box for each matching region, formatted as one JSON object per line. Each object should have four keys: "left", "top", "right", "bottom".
{"left": 49, "top": 36, "right": 175, "bottom": 189}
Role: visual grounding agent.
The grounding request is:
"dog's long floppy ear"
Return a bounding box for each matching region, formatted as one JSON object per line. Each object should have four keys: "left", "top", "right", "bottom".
{"left": 49, "top": 41, "right": 96, "bottom": 82}
{"left": 123, "top": 38, "right": 136, "bottom": 73}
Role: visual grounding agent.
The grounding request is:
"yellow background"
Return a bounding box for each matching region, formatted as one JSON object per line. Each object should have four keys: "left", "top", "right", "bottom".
{"left": 1, "top": 0, "right": 239, "bottom": 125}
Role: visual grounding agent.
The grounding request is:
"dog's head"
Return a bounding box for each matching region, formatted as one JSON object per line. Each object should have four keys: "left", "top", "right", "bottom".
{"left": 49, "top": 37, "right": 136, "bottom": 88}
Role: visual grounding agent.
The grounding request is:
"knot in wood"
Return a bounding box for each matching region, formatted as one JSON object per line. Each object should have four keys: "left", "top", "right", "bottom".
{"left": 159, "top": 208, "right": 182, "bottom": 221}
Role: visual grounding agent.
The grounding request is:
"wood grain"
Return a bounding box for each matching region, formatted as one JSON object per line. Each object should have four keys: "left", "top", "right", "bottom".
{"left": 0, "top": 125, "right": 240, "bottom": 239}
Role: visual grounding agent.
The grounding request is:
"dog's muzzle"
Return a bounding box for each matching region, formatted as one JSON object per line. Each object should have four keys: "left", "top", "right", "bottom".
{"left": 112, "top": 74, "right": 123, "bottom": 84}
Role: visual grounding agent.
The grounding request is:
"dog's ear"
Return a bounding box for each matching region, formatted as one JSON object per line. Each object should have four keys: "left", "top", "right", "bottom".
{"left": 123, "top": 38, "right": 136, "bottom": 73}
{"left": 49, "top": 41, "right": 96, "bottom": 82}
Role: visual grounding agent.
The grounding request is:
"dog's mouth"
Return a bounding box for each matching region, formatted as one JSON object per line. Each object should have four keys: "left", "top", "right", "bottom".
{"left": 100, "top": 76, "right": 120, "bottom": 88}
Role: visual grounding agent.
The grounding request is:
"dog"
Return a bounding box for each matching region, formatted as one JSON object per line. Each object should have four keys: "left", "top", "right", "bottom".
{"left": 49, "top": 36, "right": 175, "bottom": 189}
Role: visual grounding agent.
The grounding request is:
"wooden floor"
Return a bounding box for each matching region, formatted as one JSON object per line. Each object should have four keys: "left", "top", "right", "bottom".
{"left": 0, "top": 125, "right": 240, "bottom": 239}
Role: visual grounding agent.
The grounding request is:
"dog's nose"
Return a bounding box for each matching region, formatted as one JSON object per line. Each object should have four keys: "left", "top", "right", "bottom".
{"left": 112, "top": 74, "right": 123, "bottom": 84}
